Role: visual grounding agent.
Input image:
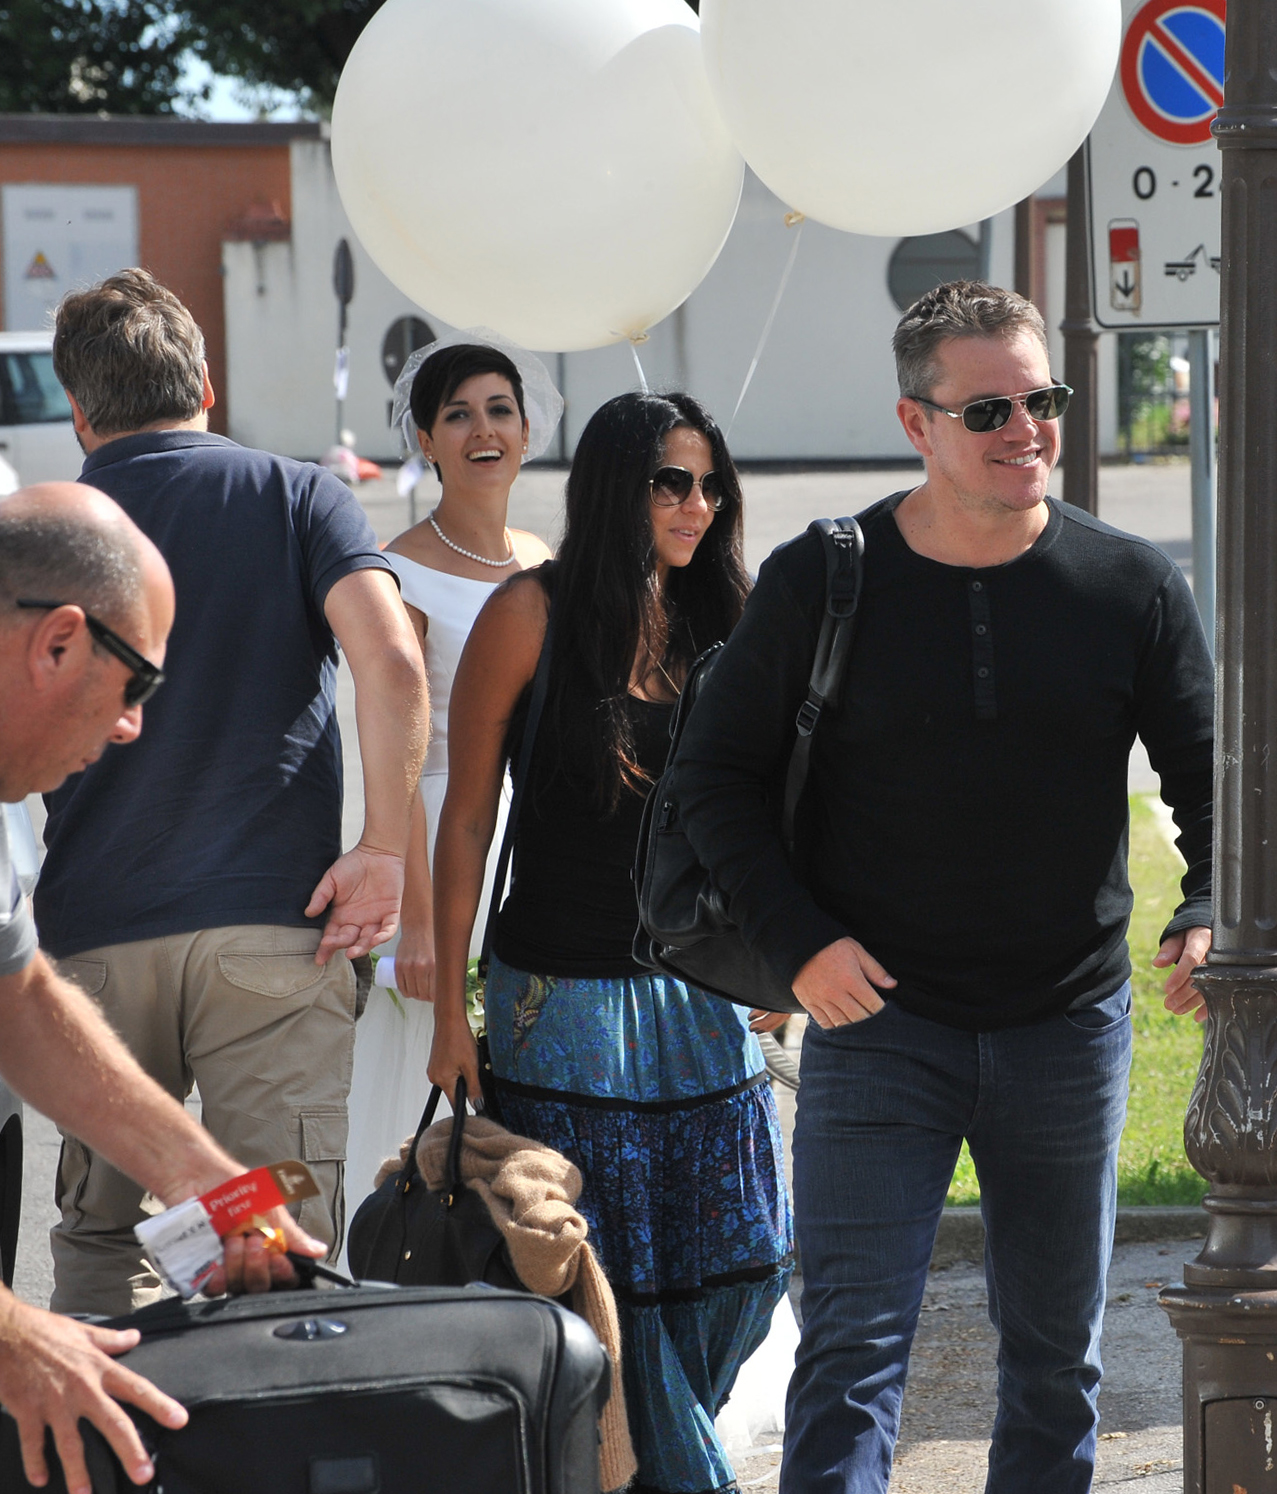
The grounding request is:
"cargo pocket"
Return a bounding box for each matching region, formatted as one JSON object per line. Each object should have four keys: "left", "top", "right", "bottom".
{"left": 217, "top": 952, "right": 327, "bottom": 1000}
{"left": 57, "top": 958, "right": 107, "bottom": 998}
{"left": 298, "top": 1106, "right": 349, "bottom": 1254}
{"left": 54, "top": 1136, "right": 92, "bottom": 1222}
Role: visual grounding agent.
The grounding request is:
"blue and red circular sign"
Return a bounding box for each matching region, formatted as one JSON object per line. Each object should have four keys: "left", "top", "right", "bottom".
{"left": 1121, "top": 0, "right": 1226, "bottom": 145}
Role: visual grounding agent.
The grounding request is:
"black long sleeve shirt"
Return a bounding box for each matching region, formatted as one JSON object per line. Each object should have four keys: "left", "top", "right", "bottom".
{"left": 675, "top": 494, "right": 1215, "bottom": 1031}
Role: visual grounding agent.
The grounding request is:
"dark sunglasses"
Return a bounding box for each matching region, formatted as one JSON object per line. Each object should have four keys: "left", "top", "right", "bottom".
{"left": 650, "top": 466, "right": 728, "bottom": 511}
{"left": 910, "top": 383, "right": 1072, "bottom": 433}
{"left": 16, "top": 598, "right": 165, "bottom": 707}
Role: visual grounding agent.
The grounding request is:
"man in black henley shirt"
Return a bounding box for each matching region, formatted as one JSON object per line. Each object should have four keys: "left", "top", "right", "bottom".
{"left": 676, "top": 281, "right": 1213, "bottom": 1493}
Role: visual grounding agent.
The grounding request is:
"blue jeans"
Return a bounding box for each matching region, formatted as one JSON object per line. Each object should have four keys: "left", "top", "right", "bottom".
{"left": 781, "top": 985, "right": 1132, "bottom": 1493}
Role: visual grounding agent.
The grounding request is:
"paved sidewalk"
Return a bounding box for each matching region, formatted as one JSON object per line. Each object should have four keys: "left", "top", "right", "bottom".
{"left": 729, "top": 1234, "right": 1199, "bottom": 1492}
{"left": 728, "top": 1013, "right": 1198, "bottom": 1492}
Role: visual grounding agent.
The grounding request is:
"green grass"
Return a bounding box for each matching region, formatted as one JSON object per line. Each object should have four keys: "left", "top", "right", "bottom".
{"left": 945, "top": 794, "right": 1206, "bottom": 1208}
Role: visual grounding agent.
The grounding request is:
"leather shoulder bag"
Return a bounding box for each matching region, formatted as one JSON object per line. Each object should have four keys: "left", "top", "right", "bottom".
{"left": 633, "top": 516, "right": 864, "bottom": 1013}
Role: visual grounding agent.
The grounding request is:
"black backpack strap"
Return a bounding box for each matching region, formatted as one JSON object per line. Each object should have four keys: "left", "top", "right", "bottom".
{"left": 780, "top": 517, "right": 864, "bottom": 853}
{"left": 478, "top": 609, "right": 555, "bottom": 978}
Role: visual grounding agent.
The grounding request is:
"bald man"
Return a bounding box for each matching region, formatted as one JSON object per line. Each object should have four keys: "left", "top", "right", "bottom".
{"left": 0, "top": 483, "right": 323, "bottom": 1494}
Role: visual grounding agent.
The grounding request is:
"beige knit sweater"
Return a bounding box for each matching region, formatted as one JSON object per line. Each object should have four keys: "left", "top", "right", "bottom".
{"left": 410, "top": 1114, "right": 637, "bottom": 1493}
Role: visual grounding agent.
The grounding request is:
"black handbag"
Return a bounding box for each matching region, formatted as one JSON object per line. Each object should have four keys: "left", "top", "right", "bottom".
{"left": 633, "top": 516, "right": 864, "bottom": 1013}
{"left": 347, "top": 1073, "right": 525, "bottom": 1289}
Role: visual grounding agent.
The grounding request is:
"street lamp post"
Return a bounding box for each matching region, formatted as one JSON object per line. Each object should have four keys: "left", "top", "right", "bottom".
{"left": 1159, "top": 2, "right": 1277, "bottom": 1485}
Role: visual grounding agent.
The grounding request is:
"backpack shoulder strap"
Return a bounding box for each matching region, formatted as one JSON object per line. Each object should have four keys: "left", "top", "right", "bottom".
{"left": 780, "top": 516, "right": 864, "bottom": 853}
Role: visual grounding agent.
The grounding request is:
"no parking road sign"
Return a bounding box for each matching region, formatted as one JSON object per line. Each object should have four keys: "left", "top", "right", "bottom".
{"left": 1088, "top": 0, "right": 1224, "bottom": 329}
{"left": 1121, "top": 0, "right": 1224, "bottom": 145}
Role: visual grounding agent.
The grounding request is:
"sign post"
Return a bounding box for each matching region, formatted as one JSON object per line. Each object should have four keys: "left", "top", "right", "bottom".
{"left": 332, "top": 239, "right": 355, "bottom": 445}
{"left": 1063, "top": 146, "right": 1099, "bottom": 516}
{"left": 1187, "top": 326, "right": 1215, "bottom": 653}
{"left": 1087, "top": 0, "right": 1223, "bottom": 642}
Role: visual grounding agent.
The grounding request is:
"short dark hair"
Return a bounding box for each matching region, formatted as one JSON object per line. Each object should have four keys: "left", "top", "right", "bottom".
{"left": 409, "top": 344, "right": 527, "bottom": 475}
{"left": 893, "top": 280, "right": 1049, "bottom": 400}
{"left": 0, "top": 508, "right": 141, "bottom": 631}
{"left": 53, "top": 268, "right": 206, "bottom": 436}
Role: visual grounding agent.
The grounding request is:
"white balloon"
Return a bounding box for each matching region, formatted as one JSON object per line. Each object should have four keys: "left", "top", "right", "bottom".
{"left": 700, "top": 0, "right": 1121, "bottom": 238}
{"left": 331, "top": 0, "right": 743, "bottom": 352}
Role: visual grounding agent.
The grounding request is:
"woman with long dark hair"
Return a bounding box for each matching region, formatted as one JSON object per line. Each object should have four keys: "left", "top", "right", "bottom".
{"left": 343, "top": 332, "right": 560, "bottom": 1234}
{"left": 430, "top": 391, "right": 793, "bottom": 1494}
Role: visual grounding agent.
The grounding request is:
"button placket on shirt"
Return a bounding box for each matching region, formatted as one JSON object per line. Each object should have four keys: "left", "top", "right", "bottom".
{"left": 968, "top": 578, "right": 997, "bottom": 720}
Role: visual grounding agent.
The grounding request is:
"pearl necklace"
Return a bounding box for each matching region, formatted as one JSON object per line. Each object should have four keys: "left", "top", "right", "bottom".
{"left": 429, "top": 512, "right": 516, "bottom": 568}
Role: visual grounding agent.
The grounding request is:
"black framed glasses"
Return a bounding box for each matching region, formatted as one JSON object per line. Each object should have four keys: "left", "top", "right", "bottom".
{"left": 16, "top": 598, "right": 165, "bottom": 706}
{"left": 909, "top": 383, "right": 1072, "bottom": 433}
{"left": 650, "top": 466, "right": 728, "bottom": 511}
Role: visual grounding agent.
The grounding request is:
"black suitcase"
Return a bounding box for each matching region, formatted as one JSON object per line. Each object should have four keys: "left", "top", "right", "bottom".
{"left": 0, "top": 1283, "right": 608, "bottom": 1494}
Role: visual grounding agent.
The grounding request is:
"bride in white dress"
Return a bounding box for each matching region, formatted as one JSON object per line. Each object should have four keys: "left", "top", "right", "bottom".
{"left": 343, "top": 332, "right": 562, "bottom": 1230}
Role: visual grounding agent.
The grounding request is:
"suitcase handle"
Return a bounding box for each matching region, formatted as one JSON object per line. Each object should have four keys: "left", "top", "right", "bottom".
{"left": 284, "top": 1252, "right": 356, "bottom": 1290}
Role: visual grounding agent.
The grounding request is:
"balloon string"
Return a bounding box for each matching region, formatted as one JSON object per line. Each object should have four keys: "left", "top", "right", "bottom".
{"left": 630, "top": 338, "right": 650, "bottom": 394}
{"left": 727, "top": 215, "right": 806, "bottom": 438}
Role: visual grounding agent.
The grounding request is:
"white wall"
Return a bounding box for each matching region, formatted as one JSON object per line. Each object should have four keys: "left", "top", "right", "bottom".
{"left": 223, "top": 139, "right": 437, "bottom": 460}
{"left": 225, "top": 141, "right": 1080, "bottom": 463}
{"left": 553, "top": 172, "right": 1015, "bottom": 461}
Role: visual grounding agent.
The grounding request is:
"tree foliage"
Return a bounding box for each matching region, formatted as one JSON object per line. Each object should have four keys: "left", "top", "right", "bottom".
{"left": 9, "top": 0, "right": 701, "bottom": 117}
{"left": 1, "top": 0, "right": 377, "bottom": 114}
{"left": 182, "top": 0, "right": 698, "bottom": 112}
{"left": 181, "top": 0, "right": 385, "bottom": 111}
{"left": 0, "top": 0, "right": 200, "bottom": 113}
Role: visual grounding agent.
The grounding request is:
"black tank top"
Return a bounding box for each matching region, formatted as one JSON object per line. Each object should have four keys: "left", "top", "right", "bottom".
{"left": 493, "top": 688, "right": 674, "bottom": 977}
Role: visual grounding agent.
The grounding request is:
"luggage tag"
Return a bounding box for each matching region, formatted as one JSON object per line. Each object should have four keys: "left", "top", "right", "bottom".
{"left": 134, "top": 1162, "right": 320, "bottom": 1298}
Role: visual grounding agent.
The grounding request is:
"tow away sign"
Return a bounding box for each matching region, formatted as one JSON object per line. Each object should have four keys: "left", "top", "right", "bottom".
{"left": 1088, "top": 0, "right": 1224, "bottom": 329}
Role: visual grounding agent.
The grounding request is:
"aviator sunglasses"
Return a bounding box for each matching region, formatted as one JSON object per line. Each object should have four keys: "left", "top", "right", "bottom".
{"left": 909, "top": 382, "right": 1072, "bottom": 433}
{"left": 16, "top": 598, "right": 165, "bottom": 706}
{"left": 650, "top": 466, "right": 729, "bottom": 511}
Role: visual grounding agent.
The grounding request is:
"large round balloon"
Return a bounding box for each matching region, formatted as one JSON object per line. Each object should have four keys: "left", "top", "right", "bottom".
{"left": 331, "top": 0, "right": 743, "bottom": 352}
{"left": 700, "top": 0, "right": 1120, "bottom": 237}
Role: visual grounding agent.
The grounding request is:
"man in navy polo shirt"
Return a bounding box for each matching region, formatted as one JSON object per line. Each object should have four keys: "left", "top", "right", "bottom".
{"left": 40, "top": 270, "right": 428, "bottom": 1315}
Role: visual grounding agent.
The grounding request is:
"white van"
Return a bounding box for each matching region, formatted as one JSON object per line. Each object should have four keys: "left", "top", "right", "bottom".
{"left": 0, "top": 332, "right": 81, "bottom": 485}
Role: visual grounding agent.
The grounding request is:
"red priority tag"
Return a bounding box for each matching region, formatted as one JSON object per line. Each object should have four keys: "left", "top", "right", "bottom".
{"left": 199, "top": 1162, "right": 319, "bottom": 1239}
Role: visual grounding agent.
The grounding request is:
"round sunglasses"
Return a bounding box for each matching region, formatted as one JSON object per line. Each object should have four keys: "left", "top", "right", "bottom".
{"left": 649, "top": 466, "right": 728, "bottom": 511}
{"left": 16, "top": 598, "right": 165, "bottom": 706}
{"left": 909, "top": 383, "right": 1072, "bottom": 433}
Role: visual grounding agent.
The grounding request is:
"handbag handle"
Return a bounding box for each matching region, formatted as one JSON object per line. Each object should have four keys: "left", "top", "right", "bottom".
{"left": 401, "top": 1076, "right": 469, "bottom": 1206}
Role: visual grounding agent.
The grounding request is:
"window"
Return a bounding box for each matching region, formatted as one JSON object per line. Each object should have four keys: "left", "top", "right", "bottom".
{"left": 0, "top": 353, "right": 71, "bottom": 425}
{"left": 887, "top": 231, "right": 981, "bottom": 313}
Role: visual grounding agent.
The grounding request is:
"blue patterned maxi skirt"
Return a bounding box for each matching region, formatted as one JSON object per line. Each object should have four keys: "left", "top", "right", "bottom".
{"left": 485, "top": 955, "right": 794, "bottom": 1494}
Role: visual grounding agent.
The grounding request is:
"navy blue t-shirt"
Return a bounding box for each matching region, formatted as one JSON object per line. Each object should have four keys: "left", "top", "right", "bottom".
{"left": 35, "top": 431, "right": 395, "bottom": 958}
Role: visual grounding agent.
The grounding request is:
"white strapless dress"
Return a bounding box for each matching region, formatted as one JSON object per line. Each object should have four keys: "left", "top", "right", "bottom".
{"left": 343, "top": 558, "right": 511, "bottom": 1240}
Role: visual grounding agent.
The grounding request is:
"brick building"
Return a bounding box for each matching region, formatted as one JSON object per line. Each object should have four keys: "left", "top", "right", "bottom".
{"left": 0, "top": 115, "right": 320, "bottom": 434}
